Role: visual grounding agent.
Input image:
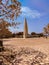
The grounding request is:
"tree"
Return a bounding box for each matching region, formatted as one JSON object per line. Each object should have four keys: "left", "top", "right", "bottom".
{"left": 43, "top": 27, "right": 48, "bottom": 34}
{"left": 0, "top": 19, "right": 12, "bottom": 38}
{"left": 43, "top": 23, "right": 49, "bottom": 37}
{"left": 0, "top": 0, "right": 21, "bottom": 48}
{"left": 0, "top": 0, "right": 21, "bottom": 37}
{"left": 0, "top": 19, "right": 21, "bottom": 38}
{"left": 31, "top": 32, "right": 36, "bottom": 35}
{"left": 0, "top": 0, "right": 21, "bottom": 20}
{"left": 16, "top": 32, "right": 23, "bottom": 38}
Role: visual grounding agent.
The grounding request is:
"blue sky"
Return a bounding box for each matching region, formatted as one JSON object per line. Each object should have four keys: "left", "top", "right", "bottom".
{"left": 15, "top": 0, "right": 49, "bottom": 33}
{"left": 1, "top": 0, "right": 49, "bottom": 33}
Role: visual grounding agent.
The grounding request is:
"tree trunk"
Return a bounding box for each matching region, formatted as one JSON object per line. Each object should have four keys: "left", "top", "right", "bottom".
{"left": 0, "top": 40, "right": 4, "bottom": 52}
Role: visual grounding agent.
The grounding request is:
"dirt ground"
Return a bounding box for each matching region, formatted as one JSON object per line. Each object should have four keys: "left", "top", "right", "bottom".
{"left": 3, "top": 37, "right": 49, "bottom": 57}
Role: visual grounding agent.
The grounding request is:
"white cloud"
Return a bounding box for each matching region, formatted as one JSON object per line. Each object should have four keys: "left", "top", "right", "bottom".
{"left": 21, "top": 6, "right": 40, "bottom": 18}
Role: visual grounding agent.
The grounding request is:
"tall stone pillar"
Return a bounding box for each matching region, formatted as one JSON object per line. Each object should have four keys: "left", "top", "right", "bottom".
{"left": 23, "top": 18, "right": 28, "bottom": 38}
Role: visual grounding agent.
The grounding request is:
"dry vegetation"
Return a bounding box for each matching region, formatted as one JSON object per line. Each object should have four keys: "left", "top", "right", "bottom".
{"left": 1, "top": 38, "right": 49, "bottom": 65}
{"left": 0, "top": 46, "right": 49, "bottom": 65}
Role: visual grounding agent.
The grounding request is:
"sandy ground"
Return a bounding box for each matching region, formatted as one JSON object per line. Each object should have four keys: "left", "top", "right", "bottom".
{"left": 3, "top": 37, "right": 49, "bottom": 57}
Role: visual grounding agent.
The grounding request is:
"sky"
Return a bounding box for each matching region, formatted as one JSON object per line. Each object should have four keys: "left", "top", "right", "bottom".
{"left": 15, "top": 0, "right": 49, "bottom": 33}
{"left": 1, "top": 0, "right": 49, "bottom": 33}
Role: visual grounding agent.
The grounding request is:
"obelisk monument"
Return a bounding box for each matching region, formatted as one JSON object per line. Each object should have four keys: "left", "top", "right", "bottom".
{"left": 23, "top": 18, "right": 28, "bottom": 38}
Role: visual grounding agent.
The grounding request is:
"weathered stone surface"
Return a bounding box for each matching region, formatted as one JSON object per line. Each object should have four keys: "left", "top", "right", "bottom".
{"left": 23, "top": 18, "right": 28, "bottom": 38}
